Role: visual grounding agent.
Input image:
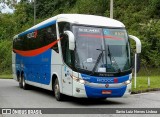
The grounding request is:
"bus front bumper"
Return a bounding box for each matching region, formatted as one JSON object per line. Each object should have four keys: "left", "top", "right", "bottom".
{"left": 72, "top": 79, "right": 132, "bottom": 98}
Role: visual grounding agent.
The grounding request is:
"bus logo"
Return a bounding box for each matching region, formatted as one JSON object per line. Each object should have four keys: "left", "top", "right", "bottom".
{"left": 97, "top": 78, "right": 114, "bottom": 83}
{"left": 27, "top": 30, "right": 38, "bottom": 39}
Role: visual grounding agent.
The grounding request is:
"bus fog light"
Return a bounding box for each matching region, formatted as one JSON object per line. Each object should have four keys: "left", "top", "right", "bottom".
{"left": 76, "top": 88, "right": 80, "bottom": 93}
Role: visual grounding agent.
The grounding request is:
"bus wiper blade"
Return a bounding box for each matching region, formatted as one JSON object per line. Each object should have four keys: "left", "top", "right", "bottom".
{"left": 107, "top": 45, "right": 121, "bottom": 73}
{"left": 91, "top": 49, "right": 105, "bottom": 75}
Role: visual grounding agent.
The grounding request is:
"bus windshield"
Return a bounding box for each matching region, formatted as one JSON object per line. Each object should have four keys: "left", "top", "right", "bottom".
{"left": 72, "top": 25, "right": 131, "bottom": 73}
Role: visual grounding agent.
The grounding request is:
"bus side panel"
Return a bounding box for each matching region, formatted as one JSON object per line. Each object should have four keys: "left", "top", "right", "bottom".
{"left": 51, "top": 50, "right": 63, "bottom": 92}
{"left": 16, "top": 49, "right": 52, "bottom": 85}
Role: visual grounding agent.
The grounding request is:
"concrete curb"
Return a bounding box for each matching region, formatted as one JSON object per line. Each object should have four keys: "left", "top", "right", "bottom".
{"left": 0, "top": 78, "right": 13, "bottom": 79}
{"left": 131, "top": 88, "right": 160, "bottom": 94}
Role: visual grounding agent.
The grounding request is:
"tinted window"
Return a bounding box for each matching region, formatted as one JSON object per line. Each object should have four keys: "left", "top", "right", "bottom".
{"left": 13, "top": 37, "right": 23, "bottom": 50}
{"left": 13, "top": 24, "right": 59, "bottom": 53}
{"left": 58, "top": 22, "right": 73, "bottom": 66}
{"left": 58, "top": 22, "right": 70, "bottom": 34}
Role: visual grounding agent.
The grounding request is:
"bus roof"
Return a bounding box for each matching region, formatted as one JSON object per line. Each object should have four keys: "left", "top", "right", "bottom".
{"left": 16, "top": 14, "right": 125, "bottom": 38}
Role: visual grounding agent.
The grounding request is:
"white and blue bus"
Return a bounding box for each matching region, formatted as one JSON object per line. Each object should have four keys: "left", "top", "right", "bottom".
{"left": 12, "top": 14, "right": 141, "bottom": 101}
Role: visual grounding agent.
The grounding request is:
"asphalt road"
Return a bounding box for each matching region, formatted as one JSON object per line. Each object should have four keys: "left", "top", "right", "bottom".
{"left": 0, "top": 79, "right": 160, "bottom": 117}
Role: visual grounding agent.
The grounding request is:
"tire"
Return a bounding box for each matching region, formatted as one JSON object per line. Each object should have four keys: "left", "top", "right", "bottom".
{"left": 21, "top": 73, "right": 29, "bottom": 90}
{"left": 19, "top": 74, "right": 23, "bottom": 88}
{"left": 97, "top": 98, "right": 107, "bottom": 101}
{"left": 54, "top": 78, "right": 64, "bottom": 101}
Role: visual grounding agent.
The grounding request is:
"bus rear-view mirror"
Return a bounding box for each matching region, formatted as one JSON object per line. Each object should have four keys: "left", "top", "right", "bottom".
{"left": 64, "top": 31, "right": 75, "bottom": 50}
{"left": 129, "top": 35, "right": 141, "bottom": 53}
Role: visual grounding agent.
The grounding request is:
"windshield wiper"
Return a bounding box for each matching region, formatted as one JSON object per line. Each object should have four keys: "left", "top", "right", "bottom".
{"left": 91, "top": 49, "right": 105, "bottom": 75}
{"left": 107, "top": 45, "right": 121, "bottom": 73}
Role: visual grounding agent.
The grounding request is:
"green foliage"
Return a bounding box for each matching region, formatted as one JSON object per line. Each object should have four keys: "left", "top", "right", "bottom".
{"left": 0, "top": 14, "right": 16, "bottom": 40}
{"left": 36, "top": 0, "right": 77, "bottom": 19}
{"left": 137, "top": 20, "right": 160, "bottom": 67}
{"left": 0, "top": 0, "right": 160, "bottom": 74}
{"left": 73, "top": 0, "right": 108, "bottom": 15}
{"left": 13, "top": 1, "right": 34, "bottom": 31}
{"left": 0, "top": 40, "right": 12, "bottom": 74}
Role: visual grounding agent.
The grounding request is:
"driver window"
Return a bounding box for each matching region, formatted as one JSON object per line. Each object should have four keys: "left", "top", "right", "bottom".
{"left": 58, "top": 22, "right": 72, "bottom": 66}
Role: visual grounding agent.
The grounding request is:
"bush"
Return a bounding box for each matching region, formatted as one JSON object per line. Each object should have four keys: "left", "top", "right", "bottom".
{"left": 0, "top": 40, "right": 12, "bottom": 74}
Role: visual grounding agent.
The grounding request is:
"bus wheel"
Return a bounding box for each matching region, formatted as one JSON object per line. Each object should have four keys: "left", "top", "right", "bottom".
{"left": 21, "top": 74, "right": 29, "bottom": 90}
{"left": 97, "top": 98, "right": 107, "bottom": 101}
{"left": 54, "top": 78, "right": 64, "bottom": 101}
{"left": 19, "top": 75, "right": 23, "bottom": 88}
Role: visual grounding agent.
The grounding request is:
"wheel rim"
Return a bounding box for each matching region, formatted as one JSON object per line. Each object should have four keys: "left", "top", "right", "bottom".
{"left": 55, "top": 83, "right": 60, "bottom": 99}
{"left": 22, "top": 75, "right": 25, "bottom": 87}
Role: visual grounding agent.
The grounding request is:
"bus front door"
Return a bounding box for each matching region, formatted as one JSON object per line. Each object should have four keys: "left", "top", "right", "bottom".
{"left": 62, "top": 65, "right": 73, "bottom": 96}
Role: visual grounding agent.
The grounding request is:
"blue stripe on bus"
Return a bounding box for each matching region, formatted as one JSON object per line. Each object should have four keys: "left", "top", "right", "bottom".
{"left": 16, "top": 49, "right": 52, "bottom": 85}
{"left": 81, "top": 74, "right": 129, "bottom": 84}
{"left": 18, "top": 20, "right": 56, "bottom": 37}
{"left": 84, "top": 85, "right": 126, "bottom": 98}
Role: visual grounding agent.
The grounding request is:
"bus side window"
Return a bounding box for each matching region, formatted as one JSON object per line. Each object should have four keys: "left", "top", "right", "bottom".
{"left": 61, "top": 35, "right": 71, "bottom": 65}
{"left": 45, "top": 24, "right": 59, "bottom": 53}
{"left": 58, "top": 22, "right": 72, "bottom": 66}
{"left": 58, "top": 22, "right": 70, "bottom": 35}
{"left": 14, "top": 37, "right": 23, "bottom": 50}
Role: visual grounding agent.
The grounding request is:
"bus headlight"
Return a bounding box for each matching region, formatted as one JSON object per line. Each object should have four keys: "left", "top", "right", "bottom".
{"left": 123, "top": 80, "right": 131, "bottom": 85}
{"left": 78, "top": 79, "right": 85, "bottom": 84}
{"left": 71, "top": 75, "right": 86, "bottom": 84}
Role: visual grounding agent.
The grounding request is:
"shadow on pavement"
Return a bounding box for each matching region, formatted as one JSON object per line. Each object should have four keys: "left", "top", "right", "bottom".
{"left": 14, "top": 84, "right": 125, "bottom": 106}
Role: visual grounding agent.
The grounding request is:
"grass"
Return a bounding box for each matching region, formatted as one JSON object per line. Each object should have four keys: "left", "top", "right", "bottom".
{"left": 137, "top": 67, "right": 160, "bottom": 76}
{"left": 0, "top": 74, "right": 13, "bottom": 79}
{"left": 131, "top": 76, "right": 160, "bottom": 92}
{"left": 131, "top": 67, "right": 160, "bottom": 92}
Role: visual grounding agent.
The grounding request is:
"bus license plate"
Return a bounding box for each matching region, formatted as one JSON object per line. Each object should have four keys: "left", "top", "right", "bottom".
{"left": 102, "top": 90, "right": 112, "bottom": 94}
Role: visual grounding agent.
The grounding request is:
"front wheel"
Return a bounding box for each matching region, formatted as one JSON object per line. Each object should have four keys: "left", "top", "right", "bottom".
{"left": 19, "top": 75, "right": 23, "bottom": 88}
{"left": 54, "top": 78, "right": 64, "bottom": 101}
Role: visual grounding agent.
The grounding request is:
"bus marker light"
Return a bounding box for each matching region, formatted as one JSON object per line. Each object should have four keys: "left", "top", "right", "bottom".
{"left": 114, "top": 78, "right": 118, "bottom": 83}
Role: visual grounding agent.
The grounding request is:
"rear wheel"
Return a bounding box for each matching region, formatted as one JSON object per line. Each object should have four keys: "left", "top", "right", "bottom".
{"left": 54, "top": 78, "right": 64, "bottom": 101}
{"left": 20, "top": 73, "right": 29, "bottom": 90}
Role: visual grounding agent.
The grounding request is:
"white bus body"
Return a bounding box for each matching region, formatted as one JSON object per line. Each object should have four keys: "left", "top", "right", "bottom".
{"left": 12, "top": 14, "right": 141, "bottom": 101}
